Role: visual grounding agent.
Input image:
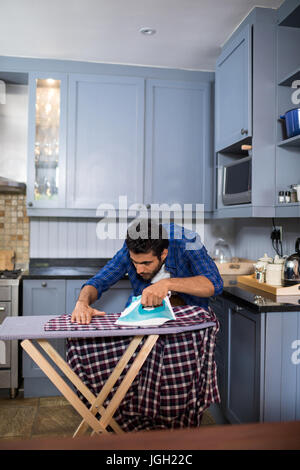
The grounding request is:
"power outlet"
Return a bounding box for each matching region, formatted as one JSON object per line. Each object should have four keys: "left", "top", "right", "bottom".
{"left": 271, "top": 226, "right": 283, "bottom": 242}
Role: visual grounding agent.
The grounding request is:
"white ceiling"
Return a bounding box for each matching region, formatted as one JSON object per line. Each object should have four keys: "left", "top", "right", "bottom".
{"left": 0, "top": 0, "right": 284, "bottom": 71}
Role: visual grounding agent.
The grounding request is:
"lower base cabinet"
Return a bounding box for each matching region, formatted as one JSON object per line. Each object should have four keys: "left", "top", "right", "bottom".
{"left": 22, "top": 278, "right": 132, "bottom": 397}
{"left": 211, "top": 296, "right": 300, "bottom": 424}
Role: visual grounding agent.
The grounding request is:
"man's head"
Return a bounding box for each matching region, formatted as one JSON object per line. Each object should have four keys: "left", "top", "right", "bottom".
{"left": 125, "top": 219, "right": 169, "bottom": 281}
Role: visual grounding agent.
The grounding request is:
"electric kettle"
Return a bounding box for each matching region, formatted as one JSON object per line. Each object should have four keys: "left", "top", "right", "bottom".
{"left": 283, "top": 238, "right": 300, "bottom": 286}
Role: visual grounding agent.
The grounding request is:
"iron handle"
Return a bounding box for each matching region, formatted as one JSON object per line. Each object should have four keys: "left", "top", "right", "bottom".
{"left": 41, "top": 282, "right": 47, "bottom": 288}
{"left": 241, "top": 128, "right": 248, "bottom": 135}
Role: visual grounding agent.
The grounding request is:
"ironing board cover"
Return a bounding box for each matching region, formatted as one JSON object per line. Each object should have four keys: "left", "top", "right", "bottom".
{"left": 44, "top": 305, "right": 216, "bottom": 332}
{"left": 65, "top": 305, "right": 221, "bottom": 432}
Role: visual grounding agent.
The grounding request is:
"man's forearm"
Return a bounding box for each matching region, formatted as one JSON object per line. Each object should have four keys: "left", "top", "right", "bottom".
{"left": 167, "top": 276, "right": 215, "bottom": 297}
{"left": 77, "top": 285, "right": 99, "bottom": 306}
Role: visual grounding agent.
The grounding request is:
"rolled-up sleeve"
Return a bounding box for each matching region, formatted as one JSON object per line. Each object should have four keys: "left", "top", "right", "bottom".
{"left": 184, "top": 244, "right": 223, "bottom": 296}
{"left": 82, "top": 243, "right": 128, "bottom": 299}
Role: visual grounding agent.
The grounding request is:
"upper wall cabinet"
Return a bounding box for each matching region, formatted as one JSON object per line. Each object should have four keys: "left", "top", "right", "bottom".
{"left": 26, "top": 72, "right": 68, "bottom": 211}
{"left": 215, "top": 24, "right": 252, "bottom": 152}
{"left": 144, "top": 79, "right": 212, "bottom": 212}
{"left": 214, "top": 8, "right": 277, "bottom": 218}
{"left": 24, "top": 63, "right": 214, "bottom": 217}
{"left": 66, "top": 74, "right": 145, "bottom": 210}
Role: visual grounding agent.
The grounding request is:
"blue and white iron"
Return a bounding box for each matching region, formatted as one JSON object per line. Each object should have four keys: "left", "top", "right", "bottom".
{"left": 115, "top": 293, "right": 175, "bottom": 327}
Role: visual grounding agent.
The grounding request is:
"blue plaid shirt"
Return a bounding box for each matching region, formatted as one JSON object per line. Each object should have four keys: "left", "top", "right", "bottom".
{"left": 83, "top": 223, "right": 223, "bottom": 310}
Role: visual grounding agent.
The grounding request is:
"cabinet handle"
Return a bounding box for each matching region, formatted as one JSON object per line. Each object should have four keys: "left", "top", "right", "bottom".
{"left": 232, "top": 305, "right": 243, "bottom": 313}
{"left": 41, "top": 282, "right": 47, "bottom": 288}
{"left": 241, "top": 128, "right": 248, "bottom": 135}
{"left": 146, "top": 204, "right": 151, "bottom": 209}
{"left": 28, "top": 202, "right": 33, "bottom": 207}
{"left": 0, "top": 306, "right": 5, "bottom": 311}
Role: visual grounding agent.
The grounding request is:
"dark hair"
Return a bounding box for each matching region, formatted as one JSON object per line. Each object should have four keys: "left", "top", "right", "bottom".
{"left": 126, "top": 218, "right": 169, "bottom": 259}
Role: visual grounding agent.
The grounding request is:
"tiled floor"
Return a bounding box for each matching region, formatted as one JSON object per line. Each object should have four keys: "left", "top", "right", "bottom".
{"left": 0, "top": 391, "right": 216, "bottom": 441}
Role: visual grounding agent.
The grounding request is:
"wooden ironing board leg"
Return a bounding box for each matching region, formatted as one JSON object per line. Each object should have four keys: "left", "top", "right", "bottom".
{"left": 21, "top": 334, "right": 158, "bottom": 438}
{"left": 37, "top": 338, "right": 128, "bottom": 435}
{"left": 72, "top": 334, "right": 144, "bottom": 437}
{"left": 21, "top": 339, "right": 108, "bottom": 435}
{"left": 95, "top": 334, "right": 159, "bottom": 433}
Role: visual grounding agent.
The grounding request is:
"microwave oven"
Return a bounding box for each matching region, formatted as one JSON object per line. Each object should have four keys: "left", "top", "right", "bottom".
{"left": 222, "top": 156, "right": 252, "bottom": 205}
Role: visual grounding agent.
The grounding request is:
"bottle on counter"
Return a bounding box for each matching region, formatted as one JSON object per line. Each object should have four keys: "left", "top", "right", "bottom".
{"left": 285, "top": 191, "right": 291, "bottom": 203}
{"left": 278, "top": 191, "right": 285, "bottom": 203}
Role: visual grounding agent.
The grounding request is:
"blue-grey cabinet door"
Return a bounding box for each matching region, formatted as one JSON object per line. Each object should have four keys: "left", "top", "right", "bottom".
{"left": 210, "top": 296, "right": 229, "bottom": 414}
{"left": 66, "top": 279, "right": 132, "bottom": 314}
{"left": 144, "top": 79, "right": 212, "bottom": 211}
{"left": 226, "top": 303, "right": 261, "bottom": 423}
{"left": 26, "top": 72, "right": 68, "bottom": 211}
{"left": 215, "top": 24, "right": 252, "bottom": 151}
{"left": 22, "top": 279, "right": 66, "bottom": 382}
{"left": 67, "top": 74, "right": 145, "bottom": 209}
{"left": 264, "top": 311, "right": 300, "bottom": 422}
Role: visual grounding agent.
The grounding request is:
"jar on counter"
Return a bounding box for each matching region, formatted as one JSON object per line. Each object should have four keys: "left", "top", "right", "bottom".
{"left": 254, "top": 263, "right": 266, "bottom": 283}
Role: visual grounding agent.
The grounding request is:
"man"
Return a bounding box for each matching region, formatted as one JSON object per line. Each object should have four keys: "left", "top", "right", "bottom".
{"left": 71, "top": 219, "right": 223, "bottom": 323}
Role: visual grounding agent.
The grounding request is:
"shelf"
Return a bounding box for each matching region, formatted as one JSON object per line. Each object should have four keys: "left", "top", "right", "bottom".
{"left": 277, "top": 135, "right": 300, "bottom": 148}
{"left": 218, "top": 137, "right": 252, "bottom": 155}
{"left": 35, "top": 161, "right": 58, "bottom": 169}
{"left": 278, "top": 66, "right": 300, "bottom": 86}
{"left": 278, "top": 2, "right": 300, "bottom": 28}
{"left": 275, "top": 203, "right": 300, "bottom": 218}
{"left": 213, "top": 205, "right": 275, "bottom": 218}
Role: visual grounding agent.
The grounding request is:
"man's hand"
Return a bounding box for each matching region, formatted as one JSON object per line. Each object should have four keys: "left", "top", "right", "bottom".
{"left": 141, "top": 279, "right": 170, "bottom": 307}
{"left": 71, "top": 300, "right": 105, "bottom": 324}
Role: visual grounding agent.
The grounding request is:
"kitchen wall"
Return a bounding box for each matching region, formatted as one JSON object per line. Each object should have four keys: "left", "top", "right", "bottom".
{"left": 0, "top": 83, "right": 28, "bottom": 183}
{"left": 29, "top": 216, "right": 299, "bottom": 261}
{"left": 233, "top": 218, "right": 300, "bottom": 260}
{"left": 0, "top": 192, "right": 30, "bottom": 269}
{"left": 28, "top": 217, "right": 237, "bottom": 259}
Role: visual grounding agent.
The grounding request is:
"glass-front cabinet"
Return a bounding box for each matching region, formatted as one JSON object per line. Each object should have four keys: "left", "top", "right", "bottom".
{"left": 27, "top": 73, "right": 67, "bottom": 209}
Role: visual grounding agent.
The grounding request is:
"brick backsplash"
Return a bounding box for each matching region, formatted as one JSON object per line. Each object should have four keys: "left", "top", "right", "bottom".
{"left": 0, "top": 193, "right": 29, "bottom": 270}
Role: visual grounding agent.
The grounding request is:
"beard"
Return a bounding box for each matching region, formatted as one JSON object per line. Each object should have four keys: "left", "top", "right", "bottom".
{"left": 136, "top": 259, "right": 164, "bottom": 282}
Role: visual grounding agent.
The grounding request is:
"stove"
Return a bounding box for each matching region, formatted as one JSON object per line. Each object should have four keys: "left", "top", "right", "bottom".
{"left": 0, "top": 269, "right": 22, "bottom": 280}
{"left": 0, "top": 269, "right": 22, "bottom": 397}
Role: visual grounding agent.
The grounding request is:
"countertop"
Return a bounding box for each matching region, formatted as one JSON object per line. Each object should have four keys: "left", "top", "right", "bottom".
{"left": 21, "top": 259, "right": 300, "bottom": 313}
{"left": 21, "top": 258, "right": 128, "bottom": 280}
{"left": 221, "top": 275, "right": 300, "bottom": 313}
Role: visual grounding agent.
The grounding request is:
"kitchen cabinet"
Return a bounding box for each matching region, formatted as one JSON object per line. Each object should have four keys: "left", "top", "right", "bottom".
{"left": 26, "top": 72, "right": 68, "bottom": 211}
{"left": 215, "top": 24, "right": 252, "bottom": 152}
{"left": 66, "top": 279, "right": 132, "bottom": 314}
{"left": 211, "top": 289, "right": 300, "bottom": 424}
{"left": 144, "top": 79, "right": 213, "bottom": 212}
{"left": 275, "top": 0, "right": 300, "bottom": 218}
{"left": 226, "top": 302, "right": 261, "bottom": 424}
{"left": 209, "top": 296, "right": 228, "bottom": 415}
{"left": 22, "top": 279, "right": 66, "bottom": 397}
{"left": 214, "top": 8, "right": 277, "bottom": 218}
{"left": 211, "top": 296, "right": 261, "bottom": 423}
{"left": 22, "top": 277, "right": 132, "bottom": 397}
{"left": 66, "top": 74, "right": 145, "bottom": 210}
{"left": 22, "top": 61, "right": 213, "bottom": 217}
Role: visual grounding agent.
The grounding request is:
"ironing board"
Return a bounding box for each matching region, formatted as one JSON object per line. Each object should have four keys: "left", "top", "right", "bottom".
{"left": 0, "top": 310, "right": 216, "bottom": 437}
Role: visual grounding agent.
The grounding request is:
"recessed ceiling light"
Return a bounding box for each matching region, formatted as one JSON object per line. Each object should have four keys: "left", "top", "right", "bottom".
{"left": 139, "top": 27, "right": 156, "bottom": 36}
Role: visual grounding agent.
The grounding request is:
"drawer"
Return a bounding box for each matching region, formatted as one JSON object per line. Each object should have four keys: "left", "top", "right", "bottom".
{"left": 0, "top": 302, "right": 11, "bottom": 322}
{"left": 0, "top": 287, "right": 11, "bottom": 301}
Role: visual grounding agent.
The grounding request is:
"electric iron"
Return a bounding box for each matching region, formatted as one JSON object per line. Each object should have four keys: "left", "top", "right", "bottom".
{"left": 115, "top": 293, "right": 176, "bottom": 327}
